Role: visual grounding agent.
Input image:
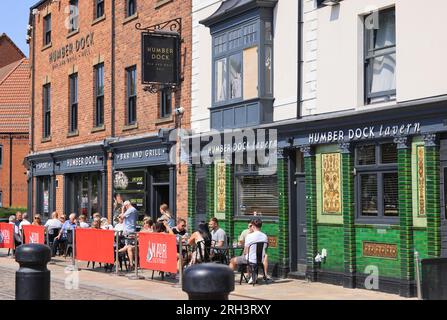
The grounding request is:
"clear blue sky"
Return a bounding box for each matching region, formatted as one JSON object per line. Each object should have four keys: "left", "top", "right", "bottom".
{"left": 0, "top": 0, "right": 37, "bottom": 57}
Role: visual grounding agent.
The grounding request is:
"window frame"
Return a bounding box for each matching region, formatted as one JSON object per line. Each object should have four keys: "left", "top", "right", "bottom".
{"left": 126, "top": 65, "right": 137, "bottom": 125}
{"left": 69, "top": 0, "right": 79, "bottom": 33}
{"left": 95, "top": 0, "right": 105, "bottom": 19}
{"left": 126, "top": 0, "right": 137, "bottom": 17}
{"left": 160, "top": 88, "right": 172, "bottom": 118}
{"left": 355, "top": 141, "right": 399, "bottom": 224}
{"left": 69, "top": 73, "right": 79, "bottom": 133}
{"left": 43, "top": 83, "right": 51, "bottom": 138}
{"left": 234, "top": 164, "right": 279, "bottom": 217}
{"left": 364, "top": 7, "right": 396, "bottom": 105}
{"left": 43, "top": 14, "right": 51, "bottom": 46}
{"left": 0, "top": 145, "right": 3, "bottom": 167}
{"left": 94, "top": 63, "right": 104, "bottom": 127}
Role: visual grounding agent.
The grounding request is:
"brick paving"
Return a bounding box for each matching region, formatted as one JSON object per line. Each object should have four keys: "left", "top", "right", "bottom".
{"left": 0, "top": 249, "right": 411, "bottom": 300}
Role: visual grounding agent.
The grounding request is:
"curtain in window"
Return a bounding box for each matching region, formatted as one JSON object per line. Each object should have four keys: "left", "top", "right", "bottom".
{"left": 215, "top": 59, "right": 227, "bottom": 102}
{"left": 370, "top": 12, "right": 396, "bottom": 101}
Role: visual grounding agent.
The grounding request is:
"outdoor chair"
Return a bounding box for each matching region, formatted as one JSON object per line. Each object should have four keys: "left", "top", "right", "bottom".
{"left": 239, "top": 241, "right": 269, "bottom": 286}
{"left": 47, "top": 228, "right": 60, "bottom": 248}
{"left": 195, "top": 240, "right": 211, "bottom": 263}
{"left": 64, "top": 229, "right": 74, "bottom": 258}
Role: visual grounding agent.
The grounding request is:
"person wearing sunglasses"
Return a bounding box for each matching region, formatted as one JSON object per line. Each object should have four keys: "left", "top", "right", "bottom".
{"left": 32, "top": 215, "right": 42, "bottom": 226}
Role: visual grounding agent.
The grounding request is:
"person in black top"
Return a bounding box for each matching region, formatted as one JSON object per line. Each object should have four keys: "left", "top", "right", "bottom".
{"left": 172, "top": 218, "right": 187, "bottom": 236}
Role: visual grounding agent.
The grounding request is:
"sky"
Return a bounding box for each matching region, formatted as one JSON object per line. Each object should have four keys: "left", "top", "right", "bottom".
{"left": 0, "top": 0, "right": 37, "bottom": 57}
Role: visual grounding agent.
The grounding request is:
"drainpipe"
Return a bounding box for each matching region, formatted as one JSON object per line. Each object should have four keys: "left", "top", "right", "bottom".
{"left": 30, "top": 10, "right": 36, "bottom": 151}
{"left": 111, "top": 0, "right": 116, "bottom": 138}
{"left": 9, "top": 134, "right": 13, "bottom": 207}
{"left": 297, "top": 0, "right": 303, "bottom": 119}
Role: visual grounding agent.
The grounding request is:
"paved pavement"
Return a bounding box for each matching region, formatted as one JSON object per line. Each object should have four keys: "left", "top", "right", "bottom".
{"left": 0, "top": 249, "right": 411, "bottom": 300}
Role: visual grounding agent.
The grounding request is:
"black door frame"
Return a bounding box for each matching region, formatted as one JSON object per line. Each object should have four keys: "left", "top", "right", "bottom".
{"left": 440, "top": 161, "right": 447, "bottom": 257}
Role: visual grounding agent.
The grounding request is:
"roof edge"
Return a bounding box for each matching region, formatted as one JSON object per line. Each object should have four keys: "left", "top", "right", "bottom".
{"left": 0, "top": 58, "right": 28, "bottom": 87}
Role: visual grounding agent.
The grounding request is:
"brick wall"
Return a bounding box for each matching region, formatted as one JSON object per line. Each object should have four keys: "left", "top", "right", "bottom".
{"left": 0, "top": 35, "right": 24, "bottom": 68}
{"left": 0, "top": 134, "right": 29, "bottom": 208}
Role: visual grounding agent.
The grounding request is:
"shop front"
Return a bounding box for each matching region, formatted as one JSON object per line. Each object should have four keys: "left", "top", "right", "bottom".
{"left": 278, "top": 100, "right": 447, "bottom": 297}
{"left": 187, "top": 131, "right": 289, "bottom": 276}
{"left": 54, "top": 147, "right": 108, "bottom": 219}
{"left": 111, "top": 136, "right": 175, "bottom": 222}
{"left": 29, "top": 156, "right": 56, "bottom": 221}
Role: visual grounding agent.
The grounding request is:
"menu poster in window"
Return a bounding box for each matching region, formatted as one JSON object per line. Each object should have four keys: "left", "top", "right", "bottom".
{"left": 43, "top": 191, "right": 49, "bottom": 214}
{"left": 214, "top": 160, "right": 226, "bottom": 220}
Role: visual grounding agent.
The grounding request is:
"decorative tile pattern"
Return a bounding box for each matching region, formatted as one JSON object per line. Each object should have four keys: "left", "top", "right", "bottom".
{"left": 417, "top": 146, "right": 426, "bottom": 216}
{"left": 322, "top": 153, "right": 341, "bottom": 214}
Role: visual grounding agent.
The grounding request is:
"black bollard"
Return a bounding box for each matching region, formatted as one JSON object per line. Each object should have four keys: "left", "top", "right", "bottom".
{"left": 182, "top": 263, "right": 235, "bottom": 300}
{"left": 15, "top": 243, "right": 51, "bottom": 300}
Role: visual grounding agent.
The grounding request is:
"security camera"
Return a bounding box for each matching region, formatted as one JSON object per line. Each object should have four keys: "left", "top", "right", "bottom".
{"left": 32, "top": 9, "right": 39, "bottom": 15}
{"left": 174, "top": 106, "right": 185, "bottom": 116}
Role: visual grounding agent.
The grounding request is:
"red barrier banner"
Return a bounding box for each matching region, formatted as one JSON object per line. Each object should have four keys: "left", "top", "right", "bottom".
{"left": 75, "top": 228, "right": 115, "bottom": 264}
{"left": 139, "top": 232, "right": 178, "bottom": 273}
{"left": 0, "top": 223, "right": 14, "bottom": 249}
{"left": 23, "top": 225, "right": 45, "bottom": 244}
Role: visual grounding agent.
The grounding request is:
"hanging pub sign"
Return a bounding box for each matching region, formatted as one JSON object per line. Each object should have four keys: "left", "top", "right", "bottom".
{"left": 142, "top": 32, "right": 180, "bottom": 86}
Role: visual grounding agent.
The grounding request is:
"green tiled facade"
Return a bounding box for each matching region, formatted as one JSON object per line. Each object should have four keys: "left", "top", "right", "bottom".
{"left": 317, "top": 224, "right": 344, "bottom": 272}
{"left": 278, "top": 154, "right": 289, "bottom": 273}
{"left": 425, "top": 140, "right": 441, "bottom": 258}
{"left": 304, "top": 150, "right": 318, "bottom": 280}
{"left": 187, "top": 164, "right": 196, "bottom": 233}
{"left": 206, "top": 163, "right": 215, "bottom": 222}
{"left": 355, "top": 226, "right": 401, "bottom": 278}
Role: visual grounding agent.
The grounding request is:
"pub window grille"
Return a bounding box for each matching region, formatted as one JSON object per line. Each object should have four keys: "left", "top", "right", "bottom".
{"left": 69, "top": 73, "right": 78, "bottom": 133}
{"left": 355, "top": 142, "right": 398, "bottom": 223}
{"left": 94, "top": 63, "right": 104, "bottom": 127}
{"left": 95, "top": 0, "right": 104, "bottom": 19}
{"left": 126, "top": 0, "right": 136, "bottom": 17}
{"left": 235, "top": 164, "right": 278, "bottom": 216}
{"left": 365, "top": 7, "right": 396, "bottom": 104}
{"left": 43, "top": 14, "right": 51, "bottom": 45}
{"left": 43, "top": 83, "right": 51, "bottom": 138}
{"left": 160, "top": 88, "right": 172, "bottom": 118}
{"left": 126, "top": 66, "right": 137, "bottom": 125}
{"left": 69, "top": 0, "right": 79, "bottom": 32}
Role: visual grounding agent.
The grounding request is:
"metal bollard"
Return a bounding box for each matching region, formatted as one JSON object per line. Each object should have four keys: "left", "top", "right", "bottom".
{"left": 15, "top": 243, "right": 51, "bottom": 300}
{"left": 182, "top": 263, "right": 234, "bottom": 300}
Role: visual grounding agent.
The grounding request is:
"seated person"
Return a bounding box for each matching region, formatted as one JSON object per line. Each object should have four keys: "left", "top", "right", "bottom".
{"left": 187, "top": 223, "right": 212, "bottom": 265}
{"left": 52, "top": 213, "right": 77, "bottom": 257}
{"left": 140, "top": 218, "right": 154, "bottom": 233}
{"left": 91, "top": 218, "right": 101, "bottom": 229}
{"left": 45, "top": 211, "right": 63, "bottom": 231}
{"left": 114, "top": 216, "right": 124, "bottom": 232}
{"left": 172, "top": 218, "right": 187, "bottom": 237}
{"left": 100, "top": 217, "right": 114, "bottom": 230}
{"left": 238, "top": 222, "right": 253, "bottom": 247}
{"left": 78, "top": 215, "right": 90, "bottom": 228}
{"left": 209, "top": 217, "right": 226, "bottom": 247}
{"left": 229, "top": 218, "right": 268, "bottom": 284}
{"left": 153, "top": 221, "right": 174, "bottom": 234}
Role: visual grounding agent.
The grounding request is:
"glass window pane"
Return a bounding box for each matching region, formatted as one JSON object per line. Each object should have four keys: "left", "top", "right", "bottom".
{"left": 215, "top": 58, "right": 227, "bottom": 102}
{"left": 243, "top": 46, "right": 258, "bottom": 100}
{"left": 368, "top": 53, "right": 396, "bottom": 97}
{"left": 237, "top": 175, "right": 278, "bottom": 216}
{"left": 153, "top": 169, "right": 169, "bottom": 183}
{"left": 381, "top": 143, "right": 397, "bottom": 164}
{"left": 374, "top": 10, "right": 396, "bottom": 49}
{"left": 229, "top": 54, "right": 242, "bottom": 99}
{"left": 265, "top": 46, "right": 273, "bottom": 95}
{"left": 357, "top": 145, "right": 376, "bottom": 165}
{"left": 265, "top": 21, "right": 273, "bottom": 41}
{"left": 383, "top": 172, "right": 398, "bottom": 216}
{"left": 361, "top": 174, "right": 378, "bottom": 216}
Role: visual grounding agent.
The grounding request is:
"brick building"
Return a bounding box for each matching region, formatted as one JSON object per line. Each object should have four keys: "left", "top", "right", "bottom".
{"left": 0, "top": 34, "right": 30, "bottom": 209}
{"left": 26, "top": 0, "right": 191, "bottom": 222}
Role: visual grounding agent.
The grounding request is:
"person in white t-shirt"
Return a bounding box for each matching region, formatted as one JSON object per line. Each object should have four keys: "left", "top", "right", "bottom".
{"left": 19, "top": 213, "right": 31, "bottom": 230}
{"left": 44, "top": 211, "right": 63, "bottom": 231}
{"left": 78, "top": 215, "right": 90, "bottom": 228}
{"left": 229, "top": 218, "right": 269, "bottom": 283}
